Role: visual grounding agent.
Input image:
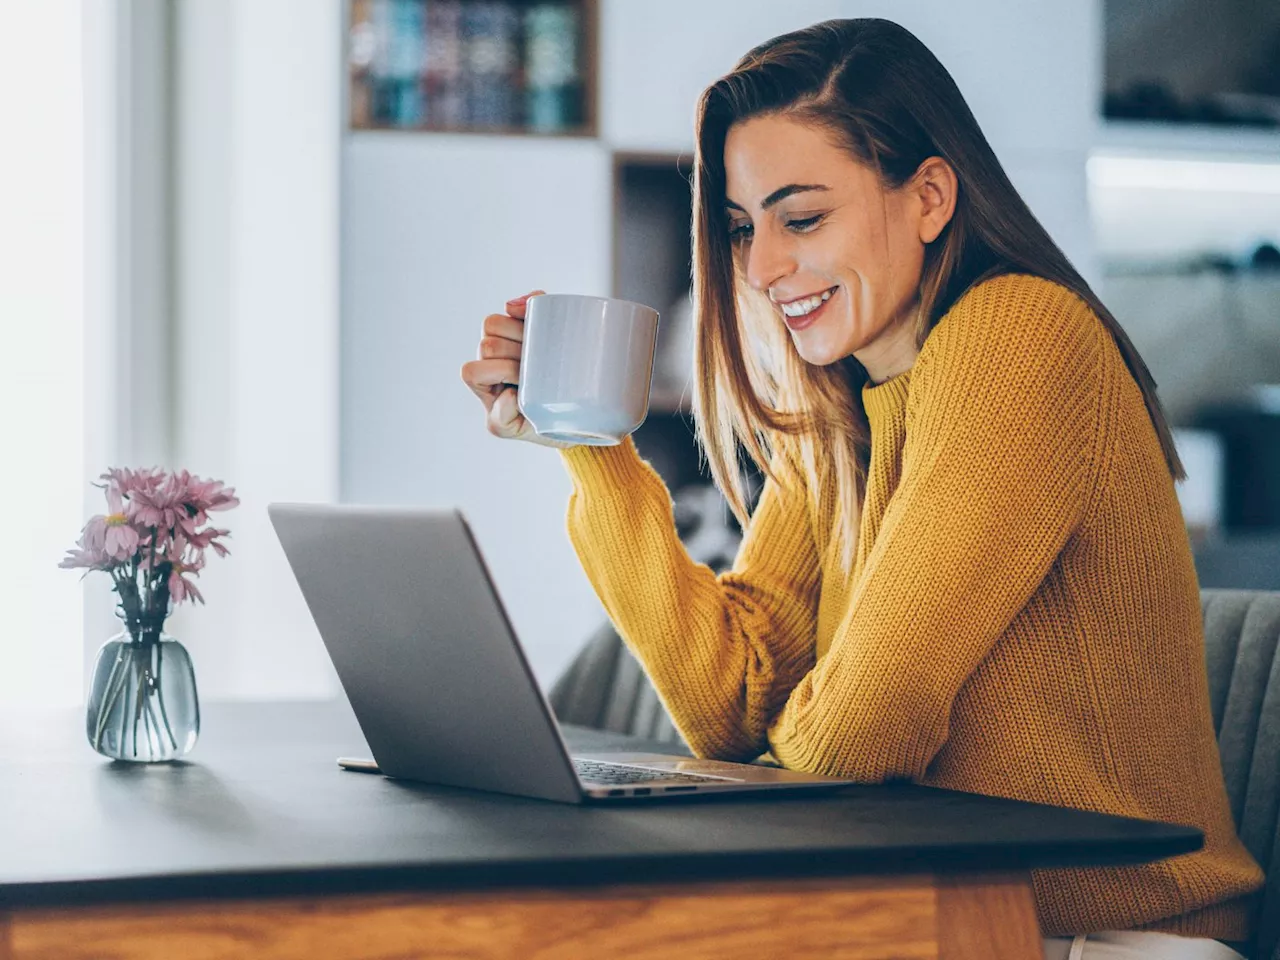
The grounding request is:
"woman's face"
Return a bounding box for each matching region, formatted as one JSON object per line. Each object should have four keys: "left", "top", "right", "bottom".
{"left": 723, "top": 113, "right": 952, "bottom": 381}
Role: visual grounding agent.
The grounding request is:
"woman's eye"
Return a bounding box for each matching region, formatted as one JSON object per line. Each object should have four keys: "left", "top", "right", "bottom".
{"left": 727, "top": 214, "right": 824, "bottom": 243}
{"left": 786, "top": 214, "right": 824, "bottom": 232}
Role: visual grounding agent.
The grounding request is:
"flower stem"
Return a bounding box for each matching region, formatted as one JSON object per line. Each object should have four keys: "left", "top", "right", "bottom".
{"left": 142, "top": 683, "right": 161, "bottom": 756}
{"left": 152, "top": 642, "right": 178, "bottom": 752}
{"left": 132, "top": 654, "right": 146, "bottom": 757}
{"left": 91, "top": 649, "right": 126, "bottom": 751}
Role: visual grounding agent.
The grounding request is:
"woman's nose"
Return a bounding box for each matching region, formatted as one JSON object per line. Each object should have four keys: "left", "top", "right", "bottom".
{"left": 745, "top": 228, "right": 796, "bottom": 293}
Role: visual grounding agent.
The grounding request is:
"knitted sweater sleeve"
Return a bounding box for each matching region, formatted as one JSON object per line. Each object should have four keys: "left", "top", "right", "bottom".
{"left": 560, "top": 439, "right": 819, "bottom": 760}
{"left": 767, "top": 277, "right": 1107, "bottom": 780}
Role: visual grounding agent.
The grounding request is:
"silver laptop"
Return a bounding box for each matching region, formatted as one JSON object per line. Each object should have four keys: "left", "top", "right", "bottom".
{"left": 268, "top": 503, "right": 857, "bottom": 803}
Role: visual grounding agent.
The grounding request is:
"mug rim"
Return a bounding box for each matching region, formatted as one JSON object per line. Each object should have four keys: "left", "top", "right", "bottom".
{"left": 528, "top": 292, "right": 659, "bottom": 316}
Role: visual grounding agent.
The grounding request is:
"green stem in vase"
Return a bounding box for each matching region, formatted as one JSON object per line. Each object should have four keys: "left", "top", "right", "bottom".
{"left": 144, "top": 531, "right": 154, "bottom": 614}
{"left": 132, "top": 651, "right": 147, "bottom": 758}
{"left": 152, "top": 641, "right": 178, "bottom": 752}
{"left": 142, "top": 679, "right": 160, "bottom": 757}
{"left": 91, "top": 649, "right": 127, "bottom": 751}
{"left": 116, "top": 574, "right": 143, "bottom": 641}
{"left": 138, "top": 678, "right": 151, "bottom": 754}
{"left": 97, "top": 574, "right": 144, "bottom": 752}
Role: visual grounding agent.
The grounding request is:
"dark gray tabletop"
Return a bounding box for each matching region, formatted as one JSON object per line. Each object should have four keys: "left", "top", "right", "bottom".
{"left": 0, "top": 701, "right": 1201, "bottom": 907}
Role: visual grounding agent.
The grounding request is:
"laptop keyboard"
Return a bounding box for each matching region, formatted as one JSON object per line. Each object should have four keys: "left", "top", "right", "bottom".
{"left": 573, "top": 758, "right": 734, "bottom": 785}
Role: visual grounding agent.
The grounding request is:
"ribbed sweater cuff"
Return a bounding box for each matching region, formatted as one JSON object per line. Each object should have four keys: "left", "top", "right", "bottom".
{"left": 559, "top": 436, "right": 653, "bottom": 495}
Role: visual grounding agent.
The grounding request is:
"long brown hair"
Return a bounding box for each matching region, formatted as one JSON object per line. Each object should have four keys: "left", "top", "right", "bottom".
{"left": 691, "top": 18, "right": 1183, "bottom": 564}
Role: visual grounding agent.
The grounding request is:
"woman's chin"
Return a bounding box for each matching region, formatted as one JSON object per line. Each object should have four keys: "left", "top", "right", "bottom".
{"left": 790, "top": 330, "right": 847, "bottom": 367}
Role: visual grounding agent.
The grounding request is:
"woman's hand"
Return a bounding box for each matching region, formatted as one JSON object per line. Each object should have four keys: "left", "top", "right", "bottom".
{"left": 460, "top": 290, "right": 573, "bottom": 449}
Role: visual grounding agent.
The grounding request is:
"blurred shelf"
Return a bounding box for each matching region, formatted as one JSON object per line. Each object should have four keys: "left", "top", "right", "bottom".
{"left": 347, "top": 0, "right": 598, "bottom": 138}
{"left": 613, "top": 152, "right": 695, "bottom": 416}
{"left": 1097, "top": 120, "right": 1280, "bottom": 161}
{"left": 611, "top": 152, "right": 694, "bottom": 301}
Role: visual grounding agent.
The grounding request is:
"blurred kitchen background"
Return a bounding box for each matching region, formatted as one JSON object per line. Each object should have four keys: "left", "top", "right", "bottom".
{"left": 5, "top": 0, "right": 1279, "bottom": 710}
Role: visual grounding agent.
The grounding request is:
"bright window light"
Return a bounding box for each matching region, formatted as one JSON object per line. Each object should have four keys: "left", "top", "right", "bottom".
{"left": 0, "top": 0, "right": 86, "bottom": 707}
{"left": 1088, "top": 154, "right": 1280, "bottom": 194}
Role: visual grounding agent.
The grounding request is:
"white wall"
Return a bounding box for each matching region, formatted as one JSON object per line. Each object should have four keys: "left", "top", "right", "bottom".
{"left": 601, "top": 1, "right": 1098, "bottom": 155}
{"left": 168, "top": 0, "right": 342, "bottom": 700}
{"left": 0, "top": 0, "right": 85, "bottom": 708}
{"left": 342, "top": 0, "right": 1103, "bottom": 687}
{"left": 341, "top": 135, "right": 612, "bottom": 686}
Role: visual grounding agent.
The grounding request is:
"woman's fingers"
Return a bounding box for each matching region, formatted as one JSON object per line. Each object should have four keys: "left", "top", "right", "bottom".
{"left": 460, "top": 358, "right": 519, "bottom": 411}
{"left": 487, "top": 386, "right": 526, "bottom": 438}
{"left": 460, "top": 367, "right": 499, "bottom": 412}
{"left": 477, "top": 335, "right": 521, "bottom": 361}
{"left": 459, "top": 292, "right": 544, "bottom": 441}
{"left": 504, "top": 289, "right": 545, "bottom": 321}
{"left": 483, "top": 312, "right": 525, "bottom": 342}
{"left": 464, "top": 357, "right": 519, "bottom": 387}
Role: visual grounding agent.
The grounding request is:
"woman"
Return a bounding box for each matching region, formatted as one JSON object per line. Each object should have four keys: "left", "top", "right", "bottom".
{"left": 460, "top": 18, "right": 1264, "bottom": 959}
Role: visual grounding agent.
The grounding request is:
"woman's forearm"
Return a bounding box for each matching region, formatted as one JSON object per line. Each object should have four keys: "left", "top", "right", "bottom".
{"left": 561, "top": 439, "right": 819, "bottom": 760}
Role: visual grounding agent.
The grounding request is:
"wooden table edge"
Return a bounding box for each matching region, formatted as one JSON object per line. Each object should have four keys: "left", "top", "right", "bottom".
{"left": 2, "top": 869, "right": 1044, "bottom": 960}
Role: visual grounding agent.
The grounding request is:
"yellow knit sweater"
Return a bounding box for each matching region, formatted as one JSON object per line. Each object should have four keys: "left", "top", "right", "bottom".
{"left": 559, "top": 273, "right": 1264, "bottom": 938}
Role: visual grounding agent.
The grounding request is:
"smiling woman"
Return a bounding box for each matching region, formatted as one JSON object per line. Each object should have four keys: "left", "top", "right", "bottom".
{"left": 461, "top": 17, "right": 1266, "bottom": 958}
{"left": 565, "top": 17, "right": 1264, "bottom": 958}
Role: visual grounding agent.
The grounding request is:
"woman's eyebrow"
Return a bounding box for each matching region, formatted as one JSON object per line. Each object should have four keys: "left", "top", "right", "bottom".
{"left": 724, "top": 183, "right": 830, "bottom": 212}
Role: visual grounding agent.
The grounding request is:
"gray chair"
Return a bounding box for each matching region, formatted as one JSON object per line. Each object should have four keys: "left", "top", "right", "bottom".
{"left": 548, "top": 621, "right": 685, "bottom": 746}
{"left": 551, "top": 589, "right": 1280, "bottom": 956}
{"left": 1202, "top": 589, "right": 1280, "bottom": 960}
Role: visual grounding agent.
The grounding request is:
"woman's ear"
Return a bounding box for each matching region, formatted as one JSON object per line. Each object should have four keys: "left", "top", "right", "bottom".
{"left": 913, "top": 157, "right": 958, "bottom": 244}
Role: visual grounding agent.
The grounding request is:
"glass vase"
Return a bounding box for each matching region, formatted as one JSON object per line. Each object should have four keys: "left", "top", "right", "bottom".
{"left": 86, "top": 616, "right": 200, "bottom": 762}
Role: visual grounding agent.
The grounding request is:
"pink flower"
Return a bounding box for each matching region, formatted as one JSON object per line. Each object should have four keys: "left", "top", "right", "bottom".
{"left": 186, "top": 475, "right": 239, "bottom": 514}
{"left": 128, "top": 471, "right": 239, "bottom": 535}
{"left": 128, "top": 475, "right": 185, "bottom": 530}
{"left": 162, "top": 530, "right": 190, "bottom": 566}
{"left": 169, "top": 552, "right": 206, "bottom": 605}
{"left": 80, "top": 488, "right": 141, "bottom": 561}
{"left": 64, "top": 466, "right": 238, "bottom": 610}
{"left": 58, "top": 542, "right": 114, "bottom": 572}
{"left": 81, "top": 517, "right": 106, "bottom": 554}
{"left": 177, "top": 473, "right": 240, "bottom": 534}
{"left": 187, "top": 525, "right": 232, "bottom": 558}
{"left": 104, "top": 517, "right": 141, "bottom": 561}
{"left": 100, "top": 467, "right": 162, "bottom": 498}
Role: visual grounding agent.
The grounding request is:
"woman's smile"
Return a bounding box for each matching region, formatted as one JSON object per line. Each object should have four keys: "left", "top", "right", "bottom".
{"left": 780, "top": 285, "right": 838, "bottom": 331}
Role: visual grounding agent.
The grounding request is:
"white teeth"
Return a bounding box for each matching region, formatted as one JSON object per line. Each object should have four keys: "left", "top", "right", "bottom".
{"left": 780, "top": 287, "right": 835, "bottom": 318}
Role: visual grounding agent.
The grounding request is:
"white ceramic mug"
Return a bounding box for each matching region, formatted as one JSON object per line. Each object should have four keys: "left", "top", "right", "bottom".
{"left": 517, "top": 294, "right": 660, "bottom": 446}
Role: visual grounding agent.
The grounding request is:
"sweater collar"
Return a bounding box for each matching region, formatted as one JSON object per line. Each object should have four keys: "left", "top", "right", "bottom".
{"left": 861, "top": 368, "right": 913, "bottom": 431}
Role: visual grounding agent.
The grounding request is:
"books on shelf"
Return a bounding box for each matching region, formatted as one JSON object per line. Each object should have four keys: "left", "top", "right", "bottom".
{"left": 349, "top": 0, "right": 585, "bottom": 133}
{"left": 424, "top": 0, "right": 464, "bottom": 127}
{"left": 524, "top": 4, "right": 580, "bottom": 132}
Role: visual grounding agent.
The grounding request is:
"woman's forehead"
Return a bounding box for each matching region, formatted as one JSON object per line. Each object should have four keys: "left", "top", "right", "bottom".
{"left": 723, "top": 123, "right": 871, "bottom": 210}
